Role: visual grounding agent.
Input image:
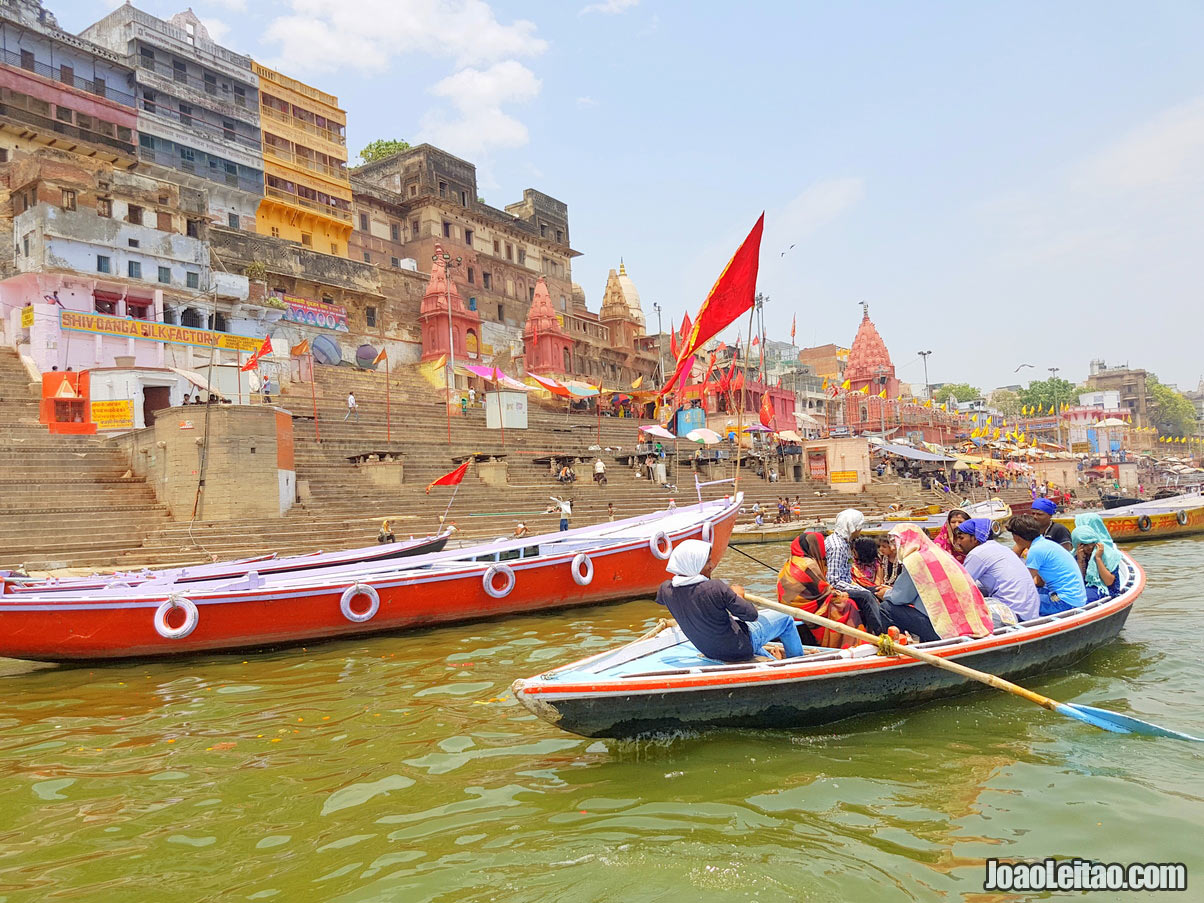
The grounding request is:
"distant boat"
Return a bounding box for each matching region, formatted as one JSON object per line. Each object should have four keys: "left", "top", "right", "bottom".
{"left": 1057, "top": 491, "right": 1204, "bottom": 542}
{"left": 0, "top": 496, "right": 740, "bottom": 662}
{"left": 512, "top": 555, "right": 1145, "bottom": 739}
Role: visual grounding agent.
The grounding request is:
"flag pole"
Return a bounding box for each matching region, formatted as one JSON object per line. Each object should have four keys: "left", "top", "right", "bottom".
{"left": 440, "top": 478, "right": 463, "bottom": 532}
{"left": 237, "top": 351, "right": 242, "bottom": 405}
{"left": 385, "top": 353, "right": 391, "bottom": 443}
{"left": 309, "top": 352, "right": 320, "bottom": 443}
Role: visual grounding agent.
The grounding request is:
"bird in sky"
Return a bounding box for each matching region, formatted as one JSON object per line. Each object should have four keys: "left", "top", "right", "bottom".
{"left": 779, "top": 244, "right": 796, "bottom": 257}
{"left": 1015, "top": 363, "right": 1034, "bottom": 372}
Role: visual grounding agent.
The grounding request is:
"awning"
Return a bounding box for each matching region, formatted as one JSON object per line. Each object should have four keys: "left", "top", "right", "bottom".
{"left": 793, "top": 411, "right": 820, "bottom": 427}
{"left": 878, "top": 442, "right": 954, "bottom": 462}
{"left": 778, "top": 430, "right": 803, "bottom": 442}
{"left": 459, "top": 364, "right": 531, "bottom": 391}
{"left": 639, "top": 425, "right": 675, "bottom": 440}
{"left": 169, "top": 367, "right": 229, "bottom": 400}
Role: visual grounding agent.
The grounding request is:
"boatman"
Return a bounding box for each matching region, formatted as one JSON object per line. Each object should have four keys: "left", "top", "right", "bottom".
{"left": 656, "top": 540, "right": 805, "bottom": 662}
{"left": 1030, "top": 498, "right": 1072, "bottom": 550}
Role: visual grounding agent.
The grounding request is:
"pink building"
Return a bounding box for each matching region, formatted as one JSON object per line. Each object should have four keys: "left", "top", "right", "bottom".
{"left": 418, "top": 245, "right": 482, "bottom": 363}
{"left": 843, "top": 305, "right": 900, "bottom": 398}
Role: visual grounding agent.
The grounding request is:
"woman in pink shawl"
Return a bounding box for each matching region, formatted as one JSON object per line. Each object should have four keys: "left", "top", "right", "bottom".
{"left": 884, "top": 524, "right": 992, "bottom": 641}
{"left": 932, "top": 507, "right": 971, "bottom": 563}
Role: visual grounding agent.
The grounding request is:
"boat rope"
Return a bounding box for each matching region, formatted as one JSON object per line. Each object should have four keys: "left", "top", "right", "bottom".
{"left": 875, "top": 633, "right": 899, "bottom": 657}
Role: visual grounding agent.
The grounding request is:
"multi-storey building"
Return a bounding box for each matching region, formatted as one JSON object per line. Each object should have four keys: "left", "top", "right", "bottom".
{"left": 251, "top": 61, "right": 351, "bottom": 257}
{"left": 1086, "top": 360, "right": 1150, "bottom": 429}
{"left": 0, "top": 0, "right": 137, "bottom": 165}
{"left": 80, "top": 6, "right": 263, "bottom": 230}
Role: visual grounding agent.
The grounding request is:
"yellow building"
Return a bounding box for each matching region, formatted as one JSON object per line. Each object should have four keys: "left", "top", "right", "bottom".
{"left": 251, "top": 62, "right": 352, "bottom": 256}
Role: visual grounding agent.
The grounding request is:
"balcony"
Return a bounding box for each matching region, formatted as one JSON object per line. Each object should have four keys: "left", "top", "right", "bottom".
{"left": 261, "top": 105, "right": 345, "bottom": 147}
{"left": 0, "top": 100, "right": 135, "bottom": 157}
{"left": 263, "top": 142, "right": 350, "bottom": 184}
{"left": 0, "top": 47, "right": 136, "bottom": 107}
{"left": 136, "top": 58, "right": 256, "bottom": 123}
{"left": 265, "top": 184, "right": 352, "bottom": 222}
{"left": 139, "top": 100, "right": 260, "bottom": 151}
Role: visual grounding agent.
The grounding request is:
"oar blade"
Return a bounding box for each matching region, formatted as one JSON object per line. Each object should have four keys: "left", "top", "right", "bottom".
{"left": 1058, "top": 704, "right": 1204, "bottom": 741}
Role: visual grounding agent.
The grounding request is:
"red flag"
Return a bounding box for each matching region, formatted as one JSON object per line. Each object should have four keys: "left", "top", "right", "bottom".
{"left": 669, "top": 329, "right": 678, "bottom": 358}
{"left": 751, "top": 335, "right": 759, "bottom": 346}
{"left": 718, "top": 358, "right": 735, "bottom": 393}
{"left": 790, "top": 314, "right": 796, "bottom": 344}
{"left": 679, "top": 312, "right": 692, "bottom": 346}
{"left": 241, "top": 336, "right": 272, "bottom": 371}
{"left": 426, "top": 461, "right": 470, "bottom": 494}
{"left": 673, "top": 213, "right": 764, "bottom": 372}
{"left": 759, "top": 392, "right": 774, "bottom": 428}
{"left": 702, "top": 353, "right": 716, "bottom": 386}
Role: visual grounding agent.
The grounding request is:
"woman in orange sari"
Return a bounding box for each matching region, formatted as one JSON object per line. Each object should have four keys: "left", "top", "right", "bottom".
{"left": 777, "top": 532, "right": 864, "bottom": 648}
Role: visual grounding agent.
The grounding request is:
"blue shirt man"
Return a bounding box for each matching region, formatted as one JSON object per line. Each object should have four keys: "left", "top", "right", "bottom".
{"left": 1007, "top": 513, "right": 1086, "bottom": 615}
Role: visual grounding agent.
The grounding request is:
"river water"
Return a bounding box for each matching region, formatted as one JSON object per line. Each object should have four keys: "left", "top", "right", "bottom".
{"left": 1, "top": 538, "right": 1202, "bottom": 902}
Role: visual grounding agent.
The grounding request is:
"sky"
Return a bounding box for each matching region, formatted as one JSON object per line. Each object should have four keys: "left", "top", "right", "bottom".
{"left": 52, "top": 0, "right": 1204, "bottom": 394}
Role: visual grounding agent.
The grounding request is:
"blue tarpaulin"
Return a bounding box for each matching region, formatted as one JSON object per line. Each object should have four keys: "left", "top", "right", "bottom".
{"left": 877, "top": 442, "right": 954, "bottom": 462}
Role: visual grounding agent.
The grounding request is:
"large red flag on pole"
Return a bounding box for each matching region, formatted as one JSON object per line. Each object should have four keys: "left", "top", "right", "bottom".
{"left": 663, "top": 213, "right": 764, "bottom": 394}
{"left": 241, "top": 336, "right": 272, "bottom": 372}
{"left": 426, "top": 461, "right": 470, "bottom": 494}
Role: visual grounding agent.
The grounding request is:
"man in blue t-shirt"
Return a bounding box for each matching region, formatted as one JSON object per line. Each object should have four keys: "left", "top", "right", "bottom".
{"left": 1007, "top": 514, "right": 1086, "bottom": 615}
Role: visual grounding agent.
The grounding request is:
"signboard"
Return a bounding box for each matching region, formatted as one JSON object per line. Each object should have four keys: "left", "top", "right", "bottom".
{"left": 485, "top": 390, "right": 528, "bottom": 430}
{"left": 808, "top": 451, "right": 828, "bottom": 480}
{"left": 830, "top": 470, "right": 859, "bottom": 484}
{"left": 266, "top": 293, "right": 349, "bottom": 332}
{"left": 675, "top": 407, "right": 706, "bottom": 437}
{"left": 90, "top": 399, "right": 134, "bottom": 430}
{"left": 60, "top": 310, "right": 259, "bottom": 353}
{"left": 1071, "top": 442, "right": 1090, "bottom": 454}
{"left": 20, "top": 305, "right": 33, "bottom": 328}
{"left": 828, "top": 425, "right": 850, "bottom": 438}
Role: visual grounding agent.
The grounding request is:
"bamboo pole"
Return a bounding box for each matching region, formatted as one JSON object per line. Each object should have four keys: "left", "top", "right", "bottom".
{"left": 309, "top": 353, "right": 320, "bottom": 442}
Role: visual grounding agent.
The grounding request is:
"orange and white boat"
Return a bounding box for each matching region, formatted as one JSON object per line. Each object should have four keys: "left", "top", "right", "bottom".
{"left": 1054, "top": 491, "right": 1204, "bottom": 542}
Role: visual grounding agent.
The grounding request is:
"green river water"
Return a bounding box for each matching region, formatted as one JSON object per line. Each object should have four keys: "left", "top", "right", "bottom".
{"left": 1, "top": 538, "right": 1202, "bottom": 902}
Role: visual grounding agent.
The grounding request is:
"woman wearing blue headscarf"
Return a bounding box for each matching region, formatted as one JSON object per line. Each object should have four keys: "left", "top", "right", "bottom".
{"left": 1072, "top": 513, "right": 1124, "bottom": 601}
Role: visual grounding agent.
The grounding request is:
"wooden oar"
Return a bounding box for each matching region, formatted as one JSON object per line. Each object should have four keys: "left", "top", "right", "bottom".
{"left": 744, "top": 591, "right": 1202, "bottom": 741}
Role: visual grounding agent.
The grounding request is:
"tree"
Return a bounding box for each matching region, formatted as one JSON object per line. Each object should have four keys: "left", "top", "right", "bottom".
{"left": 358, "top": 139, "right": 411, "bottom": 164}
{"left": 1147, "top": 374, "right": 1196, "bottom": 436}
{"left": 938, "top": 383, "right": 982, "bottom": 405}
{"left": 988, "top": 388, "right": 1020, "bottom": 417}
{"left": 1018, "top": 377, "right": 1078, "bottom": 414}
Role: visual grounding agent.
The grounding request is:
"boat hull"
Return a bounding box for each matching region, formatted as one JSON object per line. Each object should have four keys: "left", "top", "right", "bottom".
{"left": 0, "top": 499, "right": 738, "bottom": 661}
{"left": 1055, "top": 500, "right": 1204, "bottom": 543}
{"left": 513, "top": 559, "right": 1143, "bottom": 739}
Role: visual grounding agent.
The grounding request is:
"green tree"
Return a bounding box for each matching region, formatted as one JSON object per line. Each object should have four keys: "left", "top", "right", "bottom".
{"left": 988, "top": 388, "right": 1020, "bottom": 417}
{"left": 358, "top": 139, "right": 411, "bottom": 164}
{"left": 938, "top": 383, "right": 982, "bottom": 404}
{"left": 1018, "top": 377, "right": 1078, "bottom": 414}
{"left": 1147, "top": 374, "right": 1196, "bottom": 436}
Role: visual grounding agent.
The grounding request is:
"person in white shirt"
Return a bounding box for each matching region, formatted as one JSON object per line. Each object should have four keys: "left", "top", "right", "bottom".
{"left": 344, "top": 392, "right": 358, "bottom": 422}
{"left": 468, "top": 387, "right": 476, "bottom": 406}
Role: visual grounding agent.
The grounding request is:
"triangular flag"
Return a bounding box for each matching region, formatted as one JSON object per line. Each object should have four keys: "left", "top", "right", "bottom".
{"left": 241, "top": 336, "right": 273, "bottom": 372}
{"left": 821, "top": 378, "right": 829, "bottom": 391}
{"left": 840, "top": 379, "right": 851, "bottom": 391}
{"left": 373, "top": 347, "right": 388, "bottom": 366}
{"left": 426, "top": 461, "right": 470, "bottom": 494}
{"left": 877, "top": 388, "right": 886, "bottom": 398}
{"left": 630, "top": 375, "right": 643, "bottom": 390}
{"left": 289, "top": 338, "right": 311, "bottom": 356}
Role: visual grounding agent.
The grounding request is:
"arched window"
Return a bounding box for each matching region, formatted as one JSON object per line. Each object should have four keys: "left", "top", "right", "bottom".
{"left": 465, "top": 329, "right": 479, "bottom": 357}
{"left": 562, "top": 347, "right": 571, "bottom": 373}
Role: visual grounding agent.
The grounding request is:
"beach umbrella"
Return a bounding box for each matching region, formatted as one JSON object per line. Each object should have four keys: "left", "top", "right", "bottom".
{"left": 639, "top": 425, "right": 676, "bottom": 440}
{"left": 686, "top": 427, "right": 723, "bottom": 445}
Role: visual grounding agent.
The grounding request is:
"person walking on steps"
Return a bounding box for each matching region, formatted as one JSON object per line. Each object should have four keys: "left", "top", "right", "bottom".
{"left": 344, "top": 391, "right": 359, "bottom": 422}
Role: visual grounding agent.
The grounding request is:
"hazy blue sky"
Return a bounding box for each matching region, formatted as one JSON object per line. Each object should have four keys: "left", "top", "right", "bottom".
{"left": 55, "top": 1, "right": 1204, "bottom": 393}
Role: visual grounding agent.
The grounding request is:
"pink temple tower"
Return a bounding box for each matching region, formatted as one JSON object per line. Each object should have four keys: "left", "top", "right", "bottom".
{"left": 843, "top": 303, "right": 899, "bottom": 398}
{"left": 418, "top": 244, "right": 482, "bottom": 362}
{"left": 522, "top": 276, "right": 572, "bottom": 374}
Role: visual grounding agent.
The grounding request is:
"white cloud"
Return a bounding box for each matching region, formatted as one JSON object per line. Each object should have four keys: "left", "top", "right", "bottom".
{"left": 773, "top": 177, "right": 866, "bottom": 244}
{"left": 418, "top": 61, "right": 542, "bottom": 159}
{"left": 1073, "top": 96, "right": 1204, "bottom": 194}
{"left": 580, "top": 0, "right": 639, "bottom": 14}
{"left": 263, "top": 0, "right": 546, "bottom": 75}
{"left": 576, "top": 96, "right": 597, "bottom": 107}
{"left": 200, "top": 16, "right": 231, "bottom": 44}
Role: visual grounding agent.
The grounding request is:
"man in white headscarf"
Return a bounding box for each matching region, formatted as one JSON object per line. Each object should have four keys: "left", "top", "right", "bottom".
{"left": 826, "top": 509, "right": 888, "bottom": 635}
{"left": 656, "top": 539, "right": 805, "bottom": 662}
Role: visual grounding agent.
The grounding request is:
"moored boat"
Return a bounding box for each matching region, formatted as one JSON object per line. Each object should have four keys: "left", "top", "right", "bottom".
{"left": 2, "top": 532, "right": 451, "bottom": 594}
{"left": 0, "top": 495, "right": 740, "bottom": 661}
{"left": 860, "top": 497, "right": 1012, "bottom": 538}
{"left": 511, "top": 553, "right": 1143, "bottom": 738}
{"left": 1056, "top": 492, "right": 1204, "bottom": 542}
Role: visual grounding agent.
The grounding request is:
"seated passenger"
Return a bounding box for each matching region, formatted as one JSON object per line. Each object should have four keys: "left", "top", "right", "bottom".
{"left": 1030, "top": 498, "right": 1073, "bottom": 550}
{"left": 876, "top": 534, "right": 900, "bottom": 585}
{"left": 952, "top": 518, "right": 1040, "bottom": 623}
{"left": 886, "top": 525, "right": 993, "bottom": 641}
{"left": 776, "top": 532, "right": 863, "bottom": 649}
{"left": 827, "top": 510, "right": 888, "bottom": 635}
{"left": 658, "top": 540, "right": 805, "bottom": 661}
{"left": 933, "top": 508, "right": 971, "bottom": 562}
{"left": 377, "top": 519, "right": 396, "bottom": 544}
{"left": 1007, "top": 513, "right": 1087, "bottom": 615}
{"left": 851, "top": 537, "right": 883, "bottom": 590}
{"left": 1072, "top": 513, "right": 1123, "bottom": 602}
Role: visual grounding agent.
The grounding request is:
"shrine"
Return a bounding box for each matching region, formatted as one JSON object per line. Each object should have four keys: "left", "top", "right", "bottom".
{"left": 418, "top": 245, "right": 483, "bottom": 363}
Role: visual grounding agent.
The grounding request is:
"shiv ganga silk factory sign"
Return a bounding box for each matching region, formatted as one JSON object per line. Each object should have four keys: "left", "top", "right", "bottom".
{"left": 59, "top": 310, "right": 260, "bottom": 353}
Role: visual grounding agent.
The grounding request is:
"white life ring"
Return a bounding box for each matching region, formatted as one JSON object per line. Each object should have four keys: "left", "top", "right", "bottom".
{"left": 649, "top": 531, "right": 673, "bottom": 560}
{"left": 483, "top": 564, "right": 515, "bottom": 598}
{"left": 571, "top": 553, "right": 594, "bottom": 586}
{"left": 154, "top": 595, "right": 199, "bottom": 640}
{"left": 1176, "top": 510, "right": 1189, "bottom": 526}
{"left": 339, "top": 583, "right": 380, "bottom": 623}
{"left": 700, "top": 521, "right": 714, "bottom": 543}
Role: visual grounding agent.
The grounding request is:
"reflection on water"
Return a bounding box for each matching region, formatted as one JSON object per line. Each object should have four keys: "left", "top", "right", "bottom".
{"left": 1, "top": 540, "right": 1202, "bottom": 901}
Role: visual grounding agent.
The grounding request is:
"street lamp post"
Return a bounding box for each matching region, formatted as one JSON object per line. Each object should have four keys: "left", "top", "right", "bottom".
{"left": 876, "top": 365, "right": 888, "bottom": 438}
{"left": 1048, "top": 365, "right": 1062, "bottom": 447}
{"left": 652, "top": 301, "right": 663, "bottom": 384}
{"left": 435, "top": 250, "right": 463, "bottom": 445}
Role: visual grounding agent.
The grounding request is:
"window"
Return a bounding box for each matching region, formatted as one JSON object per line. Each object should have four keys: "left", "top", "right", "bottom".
{"left": 97, "top": 198, "right": 112, "bottom": 218}
{"left": 20, "top": 50, "right": 34, "bottom": 71}
{"left": 126, "top": 204, "right": 143, "bottom": 225}
{"left": 467, "top": 267, "right": 475, "bottom": 284}
{"left": 493, "top": 239, "right": 500, "bottom": 254}
{"left": 60, "top": 64, "right": 73, "bottom": 86}
{"left": 363, "top": 252, "right": 370, "bottom": 263}
{"left": 56, "top": 106, "right": 73, "bottom": 124}
{"left": 157, "top": 211, "right": 172, "bottom": 231}
{"left": 97, "top": 255, "right": 111, "bottom": 274}
{"left": 95, "top": 296, "right": 116, "bottom": 315}
{"left": 505, "top": 243, "right": 513, "bottom": 261}
{"left": 539, "top": 223, "right": 547, "bottom": 238}
{"left": 76, "top": 113, "right": 93, "bottom": 132}
{"left": 438, "top": 180, "right": 447, "bottom": 197}
{"left": 330, "top": 243, "right": 338, "bottom": 254}
{"left": 366, "top": 306, "right": 377, "bottom": 327}
{"left": 0, "top": 149, "right": 6, "bottom": 163}
{"left": 128, "top": 261, "right": 142, "bottom": 278}
{"left": 61, "top": 189, "right": 76, "bottom": 211}
{"left": 410, "top": 219, "right": 419, "bottom": 237}
{"left": 518, "top": 249, "right": 526, "bottom": 266}
{"left": 409, "top": 184, "right": 417, "bottom": 197}
{"left": 497, "top": 304, "right": 505, "bottom": 322}
{"left": 186, "top": 272, "right": 200, "bottom": 289}
{"left": 143, "top": 89, "right": 156, "bottom": 114}
{"left": 128, "top": 238, "right": 140, "bottom": 248}
{"left": 301, "top": 232, "right": 312, "bottom": 247}
{"left": 178, "top": 103, "right": 192, "bottom": 126}
{"left": 158, "top": 266, "right": 171, "bottom": 284}
{"left": 228, "top": 213, "right": 239, "bottom": 229}
{"left": 390, "top": 223, "right": 400, "bottom": 242}
{"left": 390, "top": 256, "right": 400, "bottom": 268}
{"left": 93, "top": 77, "right": 105, "bottom": 98}
{"left": 359, "top": 213, "right": 369, "bottom": 231}
{"left": 467, "top": 297, "right": 477, "bottom": 311}
{"left": 139, "top": 47, "right": 154, "bottom": 65}
{"left": 442, "top": 221, "right": 451, "bottom": 238}
{"left": 204, "top": 72, "right": 217, "bottom": 95}
{"left": 464, "top": 228, "right": 474, "bottom": 247}
{"left": 233, "top": 85, "right": 246, "bottom": 108}
{"left": 482, "top": 272, "right": 492, "bottom": 290}
{"left": 460, "top": 190, "right": 467, "bottom": 206}
{"left": 186, "top": 218, "right": 200, "bottom": 237}
{"left": 556, "top": 230, "right": 564, "bottom": 243}
{"left": 270, "top": 226, "right": 280, "bottom": 238}
{"left": 529, "top": 286, "right": 535, "bottom": 302}
{"left": 127, "top": 302, "right": 151, "bottom": 320}
{"left": 22, "top": 234, "right": 29, "bottom": 257}
{"left": 173, "top": 60, "right": 187, "bottom": 83}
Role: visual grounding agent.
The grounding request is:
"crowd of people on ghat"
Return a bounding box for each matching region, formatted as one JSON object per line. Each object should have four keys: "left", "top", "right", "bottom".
{"left": 657, "top": 502, "right": 1127, "bottom": 663}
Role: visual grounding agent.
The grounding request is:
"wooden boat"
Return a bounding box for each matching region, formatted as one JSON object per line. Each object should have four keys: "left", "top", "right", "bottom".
{"left": 1055, "top": 492, "right": 1204, "bottom": 543}
{"left": 1101, "top": 494, "right": 1143, "bottom": 510}
{"left": 1, "top": 532, "right": 451, "bottom": 595}
{"left": 860, "top": 497, "right": 1012, "bottom": 538}
{"left": 0, "top": 495, "right": 740, "bottom": 661}
{"left": 511, "top": 554, "right": 1144, "bottom": 739}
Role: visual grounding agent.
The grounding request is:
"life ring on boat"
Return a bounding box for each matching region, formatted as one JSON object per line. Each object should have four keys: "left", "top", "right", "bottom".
{"left": 700, "top": 521, "right": 714, "bottom": 543}
{"left": 1176, "top": 510, "right": 1189, "bottom": 526}
{"left": 483, "top": 564, "right": 516, "bottom": 598}
{"left": 1137, "top": 515, "right": 1153, "bottom": 532}
{"left": 571, "top": 553, "right": 594, "bottom": 586}
{"left": 649, "top": 531, "right": 673, "bottom": 560}
{"left": 339, "top": 583, "right": 380, "bottom": 623}
{"left": 990, "top": 520, "right": 1003, "bottom": 537}
{"left": 154, "top": 595, "right": 199, "bottom": 640}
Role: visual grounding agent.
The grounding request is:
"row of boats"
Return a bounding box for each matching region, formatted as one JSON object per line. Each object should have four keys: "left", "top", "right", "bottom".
{"left": 4, "top": 489, "right": 1194, "bottom": 739}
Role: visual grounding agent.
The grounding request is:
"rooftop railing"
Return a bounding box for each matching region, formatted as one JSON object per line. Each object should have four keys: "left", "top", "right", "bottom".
{"left": 1, "top": 48, "right": 136, "bottom": 106}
